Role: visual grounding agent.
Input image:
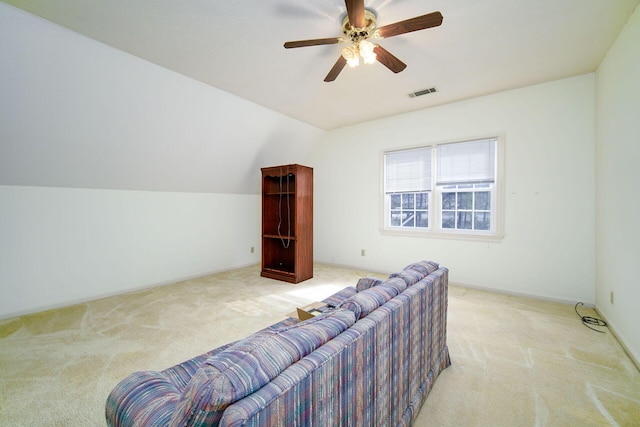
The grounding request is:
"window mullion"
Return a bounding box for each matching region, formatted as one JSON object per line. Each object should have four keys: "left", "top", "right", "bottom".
{"left": 431, "top": 147, "right": 438, "bottom": 231}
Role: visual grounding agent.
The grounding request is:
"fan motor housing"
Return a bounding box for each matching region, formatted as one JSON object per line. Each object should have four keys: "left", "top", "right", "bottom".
{"left": 342, "top": 9, "right": 378, "bottom": 42}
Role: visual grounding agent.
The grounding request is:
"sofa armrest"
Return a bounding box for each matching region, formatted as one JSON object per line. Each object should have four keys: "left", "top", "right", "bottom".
{"left": 106, "top": 371, "right": 182, "bottom": 427}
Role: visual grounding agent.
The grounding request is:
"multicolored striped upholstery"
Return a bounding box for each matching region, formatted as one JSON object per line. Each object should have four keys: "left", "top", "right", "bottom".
{"left": 168, "top": 308, "right": 355, "bottom": 426}
{"left": 220, "top": 263, "right": 450, "bottom": 426}
{"left": 383, "top": 276, "right": 408, "bottom": 293}
{"left": 390, "top": 260, "right": 440, "bottom": 287}
{"left": 337, "top": 283, "right": 400, "bottom": 320}
{"left": 321, "top": 285, "right": 357, "bottom": 307}
{"left": 106, "top": 342, "right": 237, "bottom": 426}
{"left": 355, "top": 276, "right": 383, "bottom": 292}
{"left": 106, "top": 261, "right": 450, "bottom": 427}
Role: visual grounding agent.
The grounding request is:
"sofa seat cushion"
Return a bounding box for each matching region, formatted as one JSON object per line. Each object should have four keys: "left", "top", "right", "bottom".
{"left": 169, "top": 308, "right": 356, "bottom": 426}
{"left": 337, "top": 284, "right": 400, "bottom": 320}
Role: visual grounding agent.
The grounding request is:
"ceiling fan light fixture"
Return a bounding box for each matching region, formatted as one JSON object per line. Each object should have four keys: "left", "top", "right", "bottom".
{"left": 359, "top": 40, "right": 374, "bottom": 54}
{"left": 362, "top": 52, "right": 377, "bottom": 64}
{"left": 347, "top": 56, "right": 360, "bottom": 67}
{"left": 359, "top": 40, "right": 377, "bottom": 64}
{"left": 341, "top": 46, "right": 360, "bottom": 67}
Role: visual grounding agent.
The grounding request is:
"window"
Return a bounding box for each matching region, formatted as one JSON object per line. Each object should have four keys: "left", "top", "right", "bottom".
{"left": 383, "top": 137, "right": 503, "bottom": 241}
{"left": 385, "top": 147, "right": 431, "bottom": 229}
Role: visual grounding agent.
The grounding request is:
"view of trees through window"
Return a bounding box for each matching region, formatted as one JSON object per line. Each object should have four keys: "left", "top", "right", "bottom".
{"left": 389, "top": 191, "right": 429, "bottom": 228}
{"left": 440, "top": 183, "right": 491, "bottom": 231}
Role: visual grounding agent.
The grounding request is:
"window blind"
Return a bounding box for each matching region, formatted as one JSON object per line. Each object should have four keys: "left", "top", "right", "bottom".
{"left": 436, "top": 138, "right": 496, "bottom": 185}
{"left": 385, "top": 147, "right": 431, "bottom": 193}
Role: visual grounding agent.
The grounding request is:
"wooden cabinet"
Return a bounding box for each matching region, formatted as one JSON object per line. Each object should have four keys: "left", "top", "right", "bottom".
{"left": 261, "top": 164, "right": 313, "bottom": 283}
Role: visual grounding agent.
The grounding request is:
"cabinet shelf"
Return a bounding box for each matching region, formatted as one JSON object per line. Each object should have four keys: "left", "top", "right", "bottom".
{"left": 261, "top": 164, "right": 313, "bottom": 284}
{"left": 263, "top": 234, "right": 297, "bottom": 241}
{"left": 264, "top": 191, "right": 296, "bottom": 196}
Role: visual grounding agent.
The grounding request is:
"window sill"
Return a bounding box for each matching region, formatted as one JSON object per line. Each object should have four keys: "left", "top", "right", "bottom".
{"left": 380, "top": 228, "right": 504, "bottom": 243}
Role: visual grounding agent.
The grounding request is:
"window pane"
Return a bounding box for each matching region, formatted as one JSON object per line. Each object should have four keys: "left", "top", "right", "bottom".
{"left": 442, "top": 192, "right": 456, "bottom": 210}
{"left": 402, "top": 212, "right": 415, "bottom": 227}
{"left": 416, "top": 211, "right": 428, "bottom": 227}
{"left": 474, "top": 212, "right": 490, "bottom": 230}
{"left": 416, "top": 192, "right": 428, "bottom": 209}
{"left": 391, "top": 211, "right": 401, "bottom": 226}
{"left": 390, "top": 194, "right": 401, "bottom": 209}
{"left": 457, "top": 212, "right": 473, "bottom": 229}
{"left": 457, "top": 192, "right": 472, "bottom": 210}
{"left": 402, "top": 193, "right": 415, "bottom": 209}
{"left": 442, "top": 211, "right": 455, "bottom": 228}
{"left": 475, "top": 192, "right": 490, "bottom": 210}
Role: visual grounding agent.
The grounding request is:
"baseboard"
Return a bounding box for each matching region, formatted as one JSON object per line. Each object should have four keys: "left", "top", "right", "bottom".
{"left": 317, "top": 262, "right": 593, "bottom": 307}
{"left": 314, "top": 261, "right": 393, "bottom": 277}
{"left": 594, "top": 307, "right": 640, "bottom": 373}
{"left": 0, "top": 262, "right": 260, "bottom": 321}
{"left": 448, "top": 280, "right": 594, "bottom": 307}
{"left": 451, "top": 281, "right": 639, "bottom": 372}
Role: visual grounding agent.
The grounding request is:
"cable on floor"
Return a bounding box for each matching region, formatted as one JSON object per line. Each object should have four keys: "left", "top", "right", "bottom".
{"left": 574, "top": 302, "right": 607, "bottom": 333}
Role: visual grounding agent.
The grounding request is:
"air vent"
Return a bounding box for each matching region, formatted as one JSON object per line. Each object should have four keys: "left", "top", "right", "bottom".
{"left": 409, "top": 87, "right": 437, "bottom": 98}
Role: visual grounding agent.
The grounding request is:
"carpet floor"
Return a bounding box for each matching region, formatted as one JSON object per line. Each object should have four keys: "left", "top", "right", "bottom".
{"left": 1, "top": 263, "right": 638, "bottom": 426}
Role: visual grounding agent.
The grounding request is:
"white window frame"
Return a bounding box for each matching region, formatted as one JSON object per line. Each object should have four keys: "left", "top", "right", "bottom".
{"left": 381, "top": 135, "right": 505, "bottom": 242}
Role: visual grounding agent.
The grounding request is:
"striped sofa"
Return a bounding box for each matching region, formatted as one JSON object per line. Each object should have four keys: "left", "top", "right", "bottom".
{"left": 106, "top": 261, "right": 450, "bottom": 426}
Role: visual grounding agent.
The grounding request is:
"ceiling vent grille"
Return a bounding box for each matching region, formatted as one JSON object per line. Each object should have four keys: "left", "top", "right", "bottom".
{"left": 409, "top": 87, "right": 437, "bottom": 98}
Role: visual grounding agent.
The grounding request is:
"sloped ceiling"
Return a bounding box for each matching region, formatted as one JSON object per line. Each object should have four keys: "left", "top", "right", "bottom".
{"left": 2, "top": 0, "right": 639, "bottom": 130}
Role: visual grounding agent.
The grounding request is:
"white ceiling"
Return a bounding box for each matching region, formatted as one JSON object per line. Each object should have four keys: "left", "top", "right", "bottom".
{"left": 3, "top": 0, "right": 638, "bottom": 130}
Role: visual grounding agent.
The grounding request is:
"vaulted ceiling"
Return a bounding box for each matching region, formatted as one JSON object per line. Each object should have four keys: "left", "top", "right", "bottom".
{"left": 3, "top": 0, "right": 639, "bottom": 130}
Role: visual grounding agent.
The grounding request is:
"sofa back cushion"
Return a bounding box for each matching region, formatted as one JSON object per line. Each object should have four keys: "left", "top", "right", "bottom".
{"left": 355, "top": 277, "right": 383, "bottom": 292}
{"left": 337, "top": 284, "right": 400, "bottom": 320}
{"left": 405, "top": 260, "right": 439, "bottom": 276}
{"left": 390, "top": 260, "right": 440, "bottom": 286}
{"left": 169, "top": 308, "right": 356, "bottom": 426}
{"left": 382, "top": 277, "right": 408, "bottom": 293}
{"left": 322, "top": 286, "right": 357, "bottom": 307}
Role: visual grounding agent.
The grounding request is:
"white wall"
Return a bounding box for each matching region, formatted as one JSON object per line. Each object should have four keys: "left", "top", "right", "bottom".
{"left": 595, "top": 6, "right": 640, "bottom": 364}
{"left": 0, "top": 186, "right": 260, "bottom": 317}
{"left": 0, "top": 4, "right": 320, "bottom": 318}
{"left": 310, "top": 74, "right": 596, "bottom": 304}
{"left": 0, "top": 3, "right": 320, "bottom": 194}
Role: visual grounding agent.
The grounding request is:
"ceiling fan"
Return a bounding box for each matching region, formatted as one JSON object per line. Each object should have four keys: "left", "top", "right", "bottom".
{"left": 284, "top": 0, "right": 443, "bottom": 82}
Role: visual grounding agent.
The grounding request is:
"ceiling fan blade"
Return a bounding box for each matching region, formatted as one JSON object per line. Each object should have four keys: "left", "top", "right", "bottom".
{"left": 374, "top": 45, "right": 407, "bottom": 73}
{"left": 377, "top": 11, "right": 443, "bottom": 38}
{"left": 284, "top": 37, "right": 342, "bottom": 49}
{"left": 345, "top": 0, "right": 365, "bottom": 28}
{"left": 324, "top": 56, "right": 347, "bottom": 82}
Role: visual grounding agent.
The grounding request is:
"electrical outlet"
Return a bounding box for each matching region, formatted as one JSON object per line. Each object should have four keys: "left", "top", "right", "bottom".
{"left": 610, "top": 291, "right": 614, "bottom": 304}
{"left": 250, "top": 246, "right": 255, "bottom": 254}
{"left": 361, "top": 249, "right": 365, "bottom": 256}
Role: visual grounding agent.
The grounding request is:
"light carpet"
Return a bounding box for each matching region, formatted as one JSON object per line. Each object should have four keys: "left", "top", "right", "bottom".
{"left": 1, "top": 263, "right": 638, "bottom": 426}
